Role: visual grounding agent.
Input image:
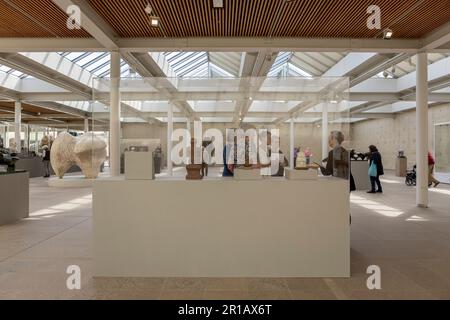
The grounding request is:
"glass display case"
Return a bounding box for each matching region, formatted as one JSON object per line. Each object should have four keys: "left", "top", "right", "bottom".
{"left": 92, "top": 76, "right": 351, "bottom": 182}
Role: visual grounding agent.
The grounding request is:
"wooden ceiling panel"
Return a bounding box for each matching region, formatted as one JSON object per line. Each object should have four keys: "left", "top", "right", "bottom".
{"left": 88, "top": 0, "right": 450, "bottom": 39}
{"left": 0, "top": 0, "right": 448, "bottom": 39}
{"left": 0, "top": 101, "right": 64, "bottom": 115}
{"left": 0, "top": 0, "right": 91, "bottom": 37}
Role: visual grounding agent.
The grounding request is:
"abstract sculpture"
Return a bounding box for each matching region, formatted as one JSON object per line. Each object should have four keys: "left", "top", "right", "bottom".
{"left": 74, "top": 133, "right": 107, "bottom": 179}
{"left": 50, "top": 132, "right": 107, "bottom": 179}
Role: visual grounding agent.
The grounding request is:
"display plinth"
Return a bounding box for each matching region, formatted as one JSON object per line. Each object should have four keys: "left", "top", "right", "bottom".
{"left": 285, "top": 168, "right": 318, "bottom": 180}
{"left": 125, "top": 152, "right": 154, "bottom": 180}
{"left": 48, "top": 173, "right": 108, "bottom": 188}
{"left": 234, "top": 167, "right": 263, "bottom": 180}
{"left": 93, "top": 177, "right": 350, "bottom": 278}
{"left": 396, "top": 157, "right": 407, "bottom": 177}
{"left": 351, "top": 161, "right": 370, "bottom": 190}
{"left": 0, "top": 171, "right": 29, "bottom": 226}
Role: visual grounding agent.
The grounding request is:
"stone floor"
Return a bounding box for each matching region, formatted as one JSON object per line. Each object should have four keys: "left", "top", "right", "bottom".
{"left": 0, "top": 171, "right": 449, "bottom": 300}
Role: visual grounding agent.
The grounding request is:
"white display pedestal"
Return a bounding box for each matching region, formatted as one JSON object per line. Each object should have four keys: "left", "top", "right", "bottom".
{"left": 93, "top": 177, "right": 350, "bottom": 278}
{"left": 234, "top": 167, "right": 263, "bottom": 180}
{"left": 396, "top": 157, "right": 407, "bottom": 177}
{"left": 125, "top": 151, "right": 154, "bottom": 180}
{"left": 351, "top": 161, "right": 370, "bottom": 190}
{"left": 285, "top": 168, "right": 318, "bottom": 180}
{"left": 48, "top": 172, "right": 109, "bottom": 188}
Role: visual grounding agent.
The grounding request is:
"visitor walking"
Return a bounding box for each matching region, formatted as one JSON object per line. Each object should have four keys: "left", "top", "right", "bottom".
{"left": 367, "top": 145, "right": 384, "bottom": 193}
{"left": 42, "top": 145, "right": 51, "bottom": 178}
{"left": 428, "top": 151, "right": 440, "bottom": 187}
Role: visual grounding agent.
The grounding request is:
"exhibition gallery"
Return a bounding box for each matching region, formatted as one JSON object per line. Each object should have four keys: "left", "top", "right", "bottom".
{"left": 0, "top": 0, "right": 450, "bottom": 301}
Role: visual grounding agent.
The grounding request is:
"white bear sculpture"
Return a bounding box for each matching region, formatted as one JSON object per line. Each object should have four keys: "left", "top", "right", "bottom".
{"left": 50, "top": 132, "right": 107, "bottom": 179}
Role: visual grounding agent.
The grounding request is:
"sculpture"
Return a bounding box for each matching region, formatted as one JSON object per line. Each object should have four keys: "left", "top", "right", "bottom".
{"left": 0, "top": 148, "right": 19, "bottom": 172}
{"left": 50, "top": 132, "right": 77, "bottom": 178}
{"left": 186, "top": 138, "right": 203, "bottom": 180}
{"left": 350, "top": 149, "right": 370, "bottom": 161}
{"left": 74, "top": 133, "right": 107, "bottom": 179}
{"left": 50, "top": 132, "right": 107, "bottom": 179}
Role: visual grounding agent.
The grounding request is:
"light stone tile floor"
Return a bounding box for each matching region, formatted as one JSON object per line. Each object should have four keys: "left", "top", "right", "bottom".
{"left": 0, "top": 170, "right": 449, "bottom": 300}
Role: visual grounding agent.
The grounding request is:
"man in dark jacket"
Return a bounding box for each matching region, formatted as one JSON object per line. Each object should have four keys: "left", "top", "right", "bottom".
{"left": 367, "top": 145, "right": 384, "bottom": 193}
{"left": 319, "top": 131, "right": 356, "bottom": 192}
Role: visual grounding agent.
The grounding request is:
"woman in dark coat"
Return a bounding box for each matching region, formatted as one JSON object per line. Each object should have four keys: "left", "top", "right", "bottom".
{"left": 367, "top": 145, "right": 384, "bottom": 193}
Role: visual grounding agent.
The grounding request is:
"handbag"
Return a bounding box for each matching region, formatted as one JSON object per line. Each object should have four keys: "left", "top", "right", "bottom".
{"left": 368, "top": 162, "right": 378, "bottom": 177}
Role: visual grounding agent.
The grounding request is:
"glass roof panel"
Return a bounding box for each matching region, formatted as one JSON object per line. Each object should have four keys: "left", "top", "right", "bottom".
{"left": 57, "top": 52, "right": 136, "bottom": 78}
{"left": 164, "top": 52, "right": 209, "bottom": 78}
{"left": 0, "top": 65, "right": 29, "bottom": 78}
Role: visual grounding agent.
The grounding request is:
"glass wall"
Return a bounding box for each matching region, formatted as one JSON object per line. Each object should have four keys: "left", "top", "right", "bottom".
{"left": 92, "top": 76, "right": 351, "bottom": 182}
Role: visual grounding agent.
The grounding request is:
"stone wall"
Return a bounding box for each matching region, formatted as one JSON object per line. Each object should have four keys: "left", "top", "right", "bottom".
{"left": 350, "top": 103, "right": 450, "bottom": 170}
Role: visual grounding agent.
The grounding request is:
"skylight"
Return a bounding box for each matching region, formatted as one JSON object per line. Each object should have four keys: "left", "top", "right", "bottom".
{"left": 57, "top": 52, "right": 134, "bottom": 78}
{"left": 0, "top": 64, "right": 30, "bottom": 79}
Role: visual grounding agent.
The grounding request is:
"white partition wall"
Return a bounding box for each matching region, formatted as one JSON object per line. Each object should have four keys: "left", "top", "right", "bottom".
{"left": 91, "top": 76, "right": 352, "bottom": 278}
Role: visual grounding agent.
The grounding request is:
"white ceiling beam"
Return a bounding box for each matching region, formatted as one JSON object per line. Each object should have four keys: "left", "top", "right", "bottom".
{"left": 125, "top": 52, "right": 194, "bottom": 117}
{"left": 323, "top": 53, "right": 377, "bottom": 77}
{"left": 421, "top": 21, "right": 450, "bottom": 50}
{"left": 0, "top": 37, "right": 428, "bottom": 53}
{"left": 0, "top": 33, "right": 449, "bottom": 53}
{"left": 0, "top": 87, "right": 20, "bottom": 101}
{"left": 0, "top": 38, "right": 104, "bottom": 53}
{"left": 0, "top": 53, "right": 92, "bottom": 98}
{"left": 233, "top": 52, "right": 278, "bottom": 123}
{"left": 397, "top": 56, "right": 450, "bottom": 92}
{"left": 350, "top": 53, "right": 413, "bottom": 87}
{"left": 16, "top": 90, "right": 450, "bottom": 103}
{"left": 51, "top": 0, "right": 118, "bottom": 50}
{"left": 24, "top": 101, "right": 89, "bottom": 118}
{"left": 116, "top": 37, "right": 423, "bottom": 53}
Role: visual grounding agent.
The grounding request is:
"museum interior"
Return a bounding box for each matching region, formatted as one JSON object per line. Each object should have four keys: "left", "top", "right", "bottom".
{"left": 0, "top": 0, "right": 450, "bottom": 300}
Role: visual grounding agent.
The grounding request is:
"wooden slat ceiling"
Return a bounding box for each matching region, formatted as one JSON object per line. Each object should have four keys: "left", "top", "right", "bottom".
{"left": 88, "top": 0, "right": 450, "bottom": 38}
{"left": 0, "top": 0, "right": 90, "bottom": 37}
{"left": 0, "top": 0, "right": 449, "bottom": 39}
{"left": 0, "top": 101, "right": 65, "bottom": 115}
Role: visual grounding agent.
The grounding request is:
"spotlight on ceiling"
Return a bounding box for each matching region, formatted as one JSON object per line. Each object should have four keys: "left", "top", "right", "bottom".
{"left": 145, "top": 3, "right": 160, "bottom": 28}
{"left": 212, "top": 0, "right": 224, "bottom": 8}
{"left": 383, "top": 28, "right": 393, "bottom": 39}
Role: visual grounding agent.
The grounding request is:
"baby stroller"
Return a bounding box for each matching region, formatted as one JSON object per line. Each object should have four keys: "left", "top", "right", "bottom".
{"left": 405, "top": 165, "right": 416, "bottom": 186}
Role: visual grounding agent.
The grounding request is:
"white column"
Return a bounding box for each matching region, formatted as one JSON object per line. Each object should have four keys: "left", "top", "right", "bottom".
{"left": 186, "top": 119, "right": 191, "bottom": 164}
{"left": 167, "top": 102, "right": 173, "bottom": 176}
{"left": 14, "top": 101, "right": 21, "bottom": 153}
{"left": 290, "top": 118, "right": 295, "bottom": 169}
{"left": 84, "top": 118, "right": 89, "bottom": 133}
{"left": 416, "top": 52, "right": 429, "bottom": 208}
{"left": 24, "top": 124, "right": 29, "bottom": 151}
{"left": 322, "top": 103, "right": 329, "bottom": 161}
{"left": 110, "top": 51, "right": 121, "bottom": 177}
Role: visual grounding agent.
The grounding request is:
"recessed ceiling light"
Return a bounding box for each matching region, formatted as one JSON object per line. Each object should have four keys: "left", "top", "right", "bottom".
{"left": 150, "top": 16, "right": 160, "bottom": 28}
{"left": 212, "top": 0, "right": 224, "bottom": 8}
{"left": 383, "top": 28, "right": 393, "bottom": 39}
